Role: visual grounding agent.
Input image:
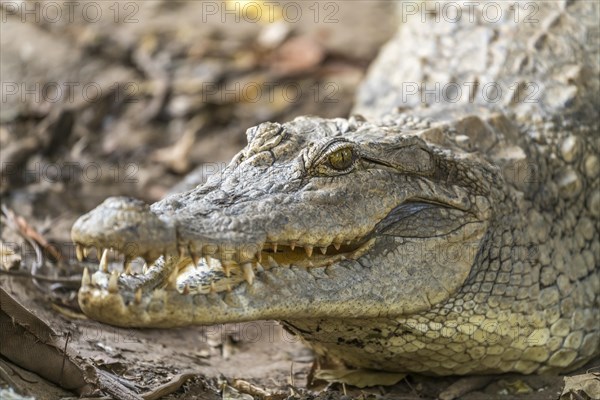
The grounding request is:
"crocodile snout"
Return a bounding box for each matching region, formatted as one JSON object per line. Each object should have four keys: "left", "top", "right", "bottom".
{"left": 71, "top": 196, "right": 177, "bottom": 263}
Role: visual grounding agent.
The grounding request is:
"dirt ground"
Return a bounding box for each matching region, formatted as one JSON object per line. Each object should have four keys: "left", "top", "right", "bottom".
{"left": 0, "top": 1, "right": 598, "bottom": 399}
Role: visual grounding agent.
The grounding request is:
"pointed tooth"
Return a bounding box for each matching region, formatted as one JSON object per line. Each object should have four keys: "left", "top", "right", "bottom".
{"left": 210, "top": 281, "right": 216, "bottom": 293}
{"left": 226, "top": 284, "right": 232, "bottom": 292}
{"left": 320, "top": 246, "right": 327, "bottom": 255}
{"left": 346, "top": 241, "right": 352, "bottom": 246}
{"left": 308, "top": 261, "right": 314, "bottom": 268}
{"left": 268, "top": 256, "right": 278, "bottom": 268}
{"left": 167, "top": 268, "right": 178, "bottom": 289}
{"left": 76, "top": 244, "right": 84, "bottom": 261}
{"left": 108, "top": 270, "right": 119, "bottom": 293}
{"left": 222, "top": 261, "right": 234, "bottom": 277}
{"left": 182, "top": 284, "right": 190, "bottom": 295}
{"left": 256, "top": 262, "right": 264, "bottom": 273}
{"left": 81, "top": 267, "right": 91, "bottom": 287}
{"left": 99, "top": 249, "right": 109, "bottom": 272}
{"left": 142, "top": 263, "right": 149, "bottom": 274}
{"left": 273, "top": 243, "right": 278, "bottom": 253}
{"left": 192, "top": 253, "right": 201, "bottom": 267}
{"left": 189, "top": 245, "right": 200, "bottom": 265}
{"left": 290, "top": 242, "right": 296, "bottom": 251}
{"left": 206, "top": 255, "right": 215, "bottom": 268}
{"left": 333, "top": 242, "right": 341, "bottom": 251}
{"left": 257, "top": 248, "right": 262, "bottom": 262}
{"left": 124, "top": 258, "right": 133, "bottom": 275}
{"left": 242, "top": 263, "right": 254, "bottom": 285}
{"left": 305, "top": 245, "right": 313, "bottom": 258}
{"left": 134, "top": 288, "right": 142, "bottom": 304}
{"left": 83, "top": 247, "right": 90, "bottom": 258}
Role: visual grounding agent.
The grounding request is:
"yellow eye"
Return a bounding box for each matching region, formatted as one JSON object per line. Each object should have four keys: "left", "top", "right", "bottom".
{"left": 328, "top": 147, "right": 354, "bottom": 170}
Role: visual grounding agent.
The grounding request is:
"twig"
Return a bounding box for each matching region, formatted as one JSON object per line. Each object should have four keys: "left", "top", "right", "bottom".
{"left": 1, "top": 204, "right": 62, "bottom": 261}
{"left": 59, "top": 332, "right": 71, "bottom": 386}
{"left": 140, "top": 373, "right": 197, "bottom": 400}
{"left": 0, "top": 269, "right": 81, "bottom": 284}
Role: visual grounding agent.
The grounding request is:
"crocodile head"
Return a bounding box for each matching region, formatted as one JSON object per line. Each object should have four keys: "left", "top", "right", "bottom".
{"left": 72, "top": 114, "right": 499, "bottom": 328}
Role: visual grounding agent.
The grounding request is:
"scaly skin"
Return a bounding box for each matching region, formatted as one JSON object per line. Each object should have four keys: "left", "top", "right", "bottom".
{"left": 72, "top": 1, "right": 599, "bottom": 375}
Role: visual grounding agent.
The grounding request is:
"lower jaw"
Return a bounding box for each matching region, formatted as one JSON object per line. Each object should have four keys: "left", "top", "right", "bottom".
{"left": 77, "top": 238, "right": 376, "bottom": 325}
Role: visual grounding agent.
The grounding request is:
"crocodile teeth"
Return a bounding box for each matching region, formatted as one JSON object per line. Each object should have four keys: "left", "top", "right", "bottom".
{"left": 108, "top": 270, "right": 119, "bottom": 293}
{"left": 273, "top": 243, "right": 277, "bottom": 253}
{"left": 320, "top": 246, "right": 327, "bottom": 255}
{"left": 167, "top": 268, "right": 178, "bottom": 289}
{"left": 76, "top": 244, "right": 84, "bottom": 262}
{"left": 305, "top": 245, "right": 313, "bottom": 257}
{"left": 83, "top": 247, "right": 90, "bottom": 258}
{"left": 268, "top": 256, "right": 278, "bottom": 268}
{"left": 142, "top": 263, "right": 149, "bottom": 274}
{"left": 210, "top": 281, "right": 216, "bottom": 293}
{"left": 256, "top": 262, "right": 264, "bottom": 273}
{"left": 134, "top": 288, "right": 142, "bottom": 304}
{"left": 99, "top": 249, "right": 109, "bottom": 272}
{"left": 290, "top": 242, "right": 296, "bottom": 251}
{"left": 333, "top": 242, "right": 342, "bottom": 251}
{"left": 242, "top": 262, "right": 254, "bottom": 285}
{"left": 81, "top": 267, "right": 91, "bottom": 287}
{"left": 223, "top": 261, "right": 234, "bottom": 277}
{"left": 189, "top": 245, "right": 200, "bottom": 265}
{"left": 124, "top": 259, "right": 133, "bottom": 275}
{"left": 182, "top": 284, "right": 190, "bottom": 295}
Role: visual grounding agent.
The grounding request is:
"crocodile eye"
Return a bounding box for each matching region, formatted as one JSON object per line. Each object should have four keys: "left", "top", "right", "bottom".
{"left": 328, "top": 147, "right": 354, "bottom": 170}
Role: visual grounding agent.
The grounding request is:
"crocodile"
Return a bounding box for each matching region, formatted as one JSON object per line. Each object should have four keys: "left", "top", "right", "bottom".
{"left": 72, "top": 1, "right": 599, "bottom": 376}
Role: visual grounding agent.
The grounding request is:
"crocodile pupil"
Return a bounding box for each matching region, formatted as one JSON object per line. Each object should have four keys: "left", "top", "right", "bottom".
{"left": 328, "top": 148, "right": 353, "bottom": 170}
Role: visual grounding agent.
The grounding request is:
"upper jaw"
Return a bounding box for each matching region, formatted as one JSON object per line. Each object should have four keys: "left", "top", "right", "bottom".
{"left": 71, "top": 196, "right": 178, "bottom": 264}
{"left": 70, "top": 192, "right": 378, "bottom": 294}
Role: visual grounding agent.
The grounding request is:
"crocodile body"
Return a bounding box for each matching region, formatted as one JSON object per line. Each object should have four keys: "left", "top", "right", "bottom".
{"left": 72, "top": 1, "right": 599, "bottom": 375}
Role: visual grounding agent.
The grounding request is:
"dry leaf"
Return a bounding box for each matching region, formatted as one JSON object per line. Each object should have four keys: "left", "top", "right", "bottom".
{"left": 561, "top": 372, "right": 600, "bottom": 400}
{"left": 222, "top": 384, "right": 253, "bottom": 400}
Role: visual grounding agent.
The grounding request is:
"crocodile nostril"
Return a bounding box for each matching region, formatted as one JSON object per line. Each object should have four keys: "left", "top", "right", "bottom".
{"left": 102, "top": 196, "right": 150, "bottom": 212}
